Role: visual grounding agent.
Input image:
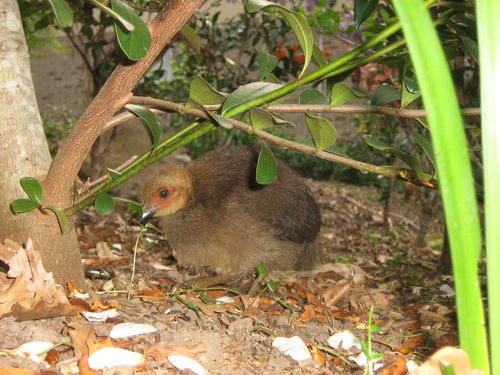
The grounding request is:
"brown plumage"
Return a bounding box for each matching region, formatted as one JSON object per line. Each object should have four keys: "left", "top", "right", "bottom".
{"left": 141, "top": 145, "right": 321, "bottom": 287}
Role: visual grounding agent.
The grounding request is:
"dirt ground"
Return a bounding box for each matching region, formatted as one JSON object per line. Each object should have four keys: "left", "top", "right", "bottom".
{"left": 0, "top": 179, "right": 459, "bottom": 374}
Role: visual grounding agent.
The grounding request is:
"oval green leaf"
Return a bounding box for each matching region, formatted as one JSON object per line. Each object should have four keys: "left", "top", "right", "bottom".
{"left": 47, "top": 0, "right": 73, "bottom": 28}
{"left": 250, "top": 107, "right": 294, "bottom": 131}
{"left": 305, "top": 111, "right": 337, "bottom": 151}
{"left": 371, "top": 84, "right": 401, "bottom": 105}
{"left": 246, "top": 0, "right": 276, "bottom": 13}
{"left": 112, "top": 0, "right": 151, "bottom": 61}
{"left": 354, "top": 0, "right": 378, "bottom": 28}
{"left": 221, "top": 82, "right": 284, "bottom": 114}
{"left": 258, "top": 50, "right": 279, "bottom": 81}
{"left": 179, "top": 24, "right": 200, "bottom": 53}
{"left": 299, "top": 89, "right": 328, "bottom": 104}
{"left": 312, "top": 43, "right": 328, "bottom": 67}
{"left": 330, "top": 82, "right": 365, "bottom": 106}
{"left": 401, "top": 78, "right": 422, "bottom": 108}
{"left": 20, "top": 177, "right": 43, "bottom": 205}
{"left": 412, "top": 132, "right": 436, "bottom": 171}
{"left": 95, "top": 191, "right": 115, "bottom": 216}
{"left": 189, "top": 76, "right": 226, "bottom": 105}
{"left": 256, "top": 141, "right": 278, "bottom": 185}
{"left": 125, "top": 104, "right": 162, "bottom": 149}
{"left": 10, "top": 199, "right": 40, "bottom": 214}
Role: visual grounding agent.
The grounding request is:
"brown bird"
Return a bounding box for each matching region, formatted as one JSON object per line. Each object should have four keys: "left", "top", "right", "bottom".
{"left": 141, "top": 145, "right": 321, "bottom": 287}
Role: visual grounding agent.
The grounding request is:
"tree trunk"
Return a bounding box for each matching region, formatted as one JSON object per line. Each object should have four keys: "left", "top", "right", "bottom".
{"left": 0, "top": 0, "right": 85, "bottom": 286}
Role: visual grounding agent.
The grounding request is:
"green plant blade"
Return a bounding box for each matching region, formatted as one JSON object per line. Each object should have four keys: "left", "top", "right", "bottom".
{"left": 299, "top": 89, "right": 328, "bottom": 104}
{"left": 47, "top": 0, "right": 73, "bottom": 28}
{"left": 179, "top": 24, "right": 200, "bottom": 53}
{"left": 412, "top": 132, "right": 436, "bottom": 172}
{"left": 477, "top": 0, "right": 500, "bottom": 374}
{"left": 305, "top": 111, "right": 336, "bottom": 151}
{"left": 125, "top": 104, "right": 162, "bottom": 149}
{"left": 401, "top": 78, "right": 421, "bottom": 108}
{"left": 187, "top": 99, "right": 233, "bottom": 129}
{"left": 10, "top": 199, "right": 40, "bottom": 213}
{"left": 222, "top": 82, "right": 284, "bottom": 114}
{"left": 258, "top": 50, "right": 278, "bottom": 81}
{"left": 112, "top": 0, "right": 151, "bottom": 61}
{"left": 20, "top": 177, "right": 43, "bottom": 205}
{"left": 249, "top": 107, "right": 294, "bottom": 131}
{"left": 256, "top": 141, "right": 278, "bottom": 185}
{"left": 95, "top": 191, "right": 115, "bottom": 216}
{"left": 354, "top": 0, "right": 378, "bottom": 28}
{"left": 330, "top": 82, "right": 364, "bottom": 106}
{"left": 393, "top": 0, "right": 488, "bottom": 371}
{"left": 371, "top": 84, "right": 400, "bottom": 105}
{"left": 312, "top": 43, "right": 327, "bottom": 67}
{"left": 189, "top": 76, "right": 226, "bottom": 105}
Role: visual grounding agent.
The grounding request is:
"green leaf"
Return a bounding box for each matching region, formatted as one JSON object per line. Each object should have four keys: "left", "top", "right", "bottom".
{"left": 331, "top": 82, "right": 365, "bottom": 106}
{"left": 256, "top": 141, "right": 278, "bottom": 185}
{"left": 47, "top": 0, "right": 73, "bottom": 28}
{"left": 108, "top": 168, "right": 122, "bottom": 180}
{"left": 249, "top": 107, "right": 294, "bottom": 131}
{"left": 299, "top": 89, "right": 328, "bottom": 104}
{"left": 179, "top": 24, "right": 200, "bottom": 53}
{"left": 364, "top": 135, "right": 424, "bottom": 178}
{"left": 221, "top": 82, "right": 284, "bottom": 114}
{"left": 401, "top": 78, "right": 421, "bottom": 108}
{"left": 10, "top": 199, "right": 40, "bottom": 213}
{"left": 412, "top": 132, "right": 436, "bottom": 171}
{"left": 275, "top": 8, "right": 313, "bottom": 78}
{"left": 312, "top": 43, "right": 328, "bottom": 67}
{"left": 245, "top": 1, "right": 313, "bottom": 78}
{"left": 20, "top": 177, "right": 43, "bottom": 205}
{"left": 371, "top": 84, "right": 400, "bottom": 105}
{"left": 46, "top": 205, "right": 69, "bottom": 233}
{"left": 305, "top": 111, "right": 337, "bottom": 151}
{"left": 112, "top": 0, "right": 151, "bottom": 61}
{"left": 325, "top": 145, "right": 351, "bottom": 159}
{"left": 354, "top": 0, "right": 378, "bottom": 28}
{"left": 95, "top": 191, "right": 115, "bottom": 216}
{"left": 256, "top": 263, "right": 266, "bottom": 277}
{"left": 125, "top": 104, "right": 162, "bottom": 149}
{"left": 187, "top": 98, "right": 233, "bottom": 129}
{"left": 258, "top": 50, "right": 279, "bottom": 81}
{"left": 189, "top": 76, "right": 226, "bottom": 105}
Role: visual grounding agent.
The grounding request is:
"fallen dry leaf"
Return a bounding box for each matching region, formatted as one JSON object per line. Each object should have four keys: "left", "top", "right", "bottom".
{"left": 0, "top": 239, "right": 78, "bottom": 320}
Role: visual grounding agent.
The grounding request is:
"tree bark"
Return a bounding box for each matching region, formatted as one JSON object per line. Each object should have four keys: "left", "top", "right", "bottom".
{"left": 0, "top": 0, "right": 85, "bottom": 286}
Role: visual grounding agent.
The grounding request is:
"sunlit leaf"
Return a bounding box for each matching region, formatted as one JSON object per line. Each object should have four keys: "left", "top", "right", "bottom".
{"left": 331, "top": 82, "right": 365, "bottom": 106}
{"left": 221, "top": 82, "right": 284, "bottom": 114}
{"left": 20, "top": 177, "right": 43, "bottom": 205}
{"left": 179, "top": 24, "right": 200, "bottom": 53}
{"left": 256, "top": 141, "right": 278, "bottom": 185}
{"left": 371, "top": 84, "right": 400, "bottom": 105}
{"left": 10, "top": 199, "right": 40, "bottom": 213}
{"left": 47, "top": 0, "right": 73, "bottom": 28}
{"left": 125, "top": 104, "right": 162, "bottom": 149}
{"left": 258, "top": 50, "right": 278, "bottom": 81}
{"left": 189, "top": 76, "right": 226, "bottom": 105}
{"left": 112, "top": 0, "right": 151, "bottom": 61}
{"left": 299, "top": 89, "right": 328, "bottom": 104}
{"left": 95, "top": 191, "right": 115, "bottom": 216}
{"left": 305, "top": 111, "right": 336, "bottom": 151}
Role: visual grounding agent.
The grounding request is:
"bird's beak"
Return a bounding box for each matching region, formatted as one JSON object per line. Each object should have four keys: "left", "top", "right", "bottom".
{"left": 141, "top": 205, "right": 158, "bottom": 222}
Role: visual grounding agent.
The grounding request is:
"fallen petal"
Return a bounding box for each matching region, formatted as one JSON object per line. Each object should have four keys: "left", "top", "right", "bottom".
{"left": 272, "top": 336, "right": 312, "bottom": 361}
{"left": 109, "top": 322, "right": 158, "bottom": 339}
{"left": 88, "top": 347, "right": 145, "bottom": 370}
{"left": 168, "top": 354, "right": 207, "bottom": 375}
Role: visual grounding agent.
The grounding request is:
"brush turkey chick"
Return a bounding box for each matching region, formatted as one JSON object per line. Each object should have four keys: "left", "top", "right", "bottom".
{"left": 141, "top": 145, "right": 321, "bottom": 287}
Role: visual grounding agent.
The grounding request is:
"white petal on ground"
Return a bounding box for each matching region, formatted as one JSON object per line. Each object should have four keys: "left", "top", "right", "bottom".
{"left": 109, "top": 322, "right": 158, "bottom": 339}
{"left": 10, "top": 341, "right": 54, "bottom": 363}
{"left": 88, "top": 347, "right": 145, "bottom": 370}
{"left": 272, "top": 336, "right": 312, "bottom": 361}
{"left": 215, "top": 296, "right": 235, "bottom": 304}
{"left": 327, "top": 331, "right": 362, "bottom": 352}
{"left": 168, "top": 354, "right": 207, "bottom": 375}
{"left": 81, "top": 308, "right": 120, "bottom": 322}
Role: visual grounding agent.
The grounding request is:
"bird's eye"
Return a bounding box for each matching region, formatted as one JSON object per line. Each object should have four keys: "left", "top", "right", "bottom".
{"left": 159, "top": 189, "right": 169, "bottom": 199}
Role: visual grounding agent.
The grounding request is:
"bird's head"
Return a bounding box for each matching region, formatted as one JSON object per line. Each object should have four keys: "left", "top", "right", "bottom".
{"left": 141, "top": 164, "right": 193, "bottom": 221}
